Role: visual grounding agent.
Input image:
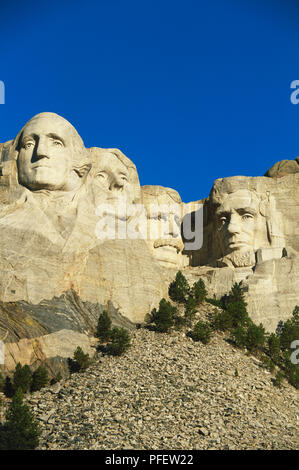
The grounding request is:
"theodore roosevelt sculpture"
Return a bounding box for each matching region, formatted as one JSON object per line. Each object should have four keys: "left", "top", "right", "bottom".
{"left": 141, "top": 185, "right": 185, "bottom": 268}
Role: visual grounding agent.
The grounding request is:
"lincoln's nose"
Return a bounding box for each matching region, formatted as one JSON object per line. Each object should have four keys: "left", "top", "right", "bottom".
{"left": 226, "top": 214, "right": 241, "bottom": 235}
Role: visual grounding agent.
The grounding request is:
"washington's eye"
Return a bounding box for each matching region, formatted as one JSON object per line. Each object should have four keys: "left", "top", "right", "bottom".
{"left": 219, "top": 217, "right": 227, "bottom": 226}
{"left": 51, "top": 139, "right": 63, "bottom": 147}
{"left": 23, "top": 141, "right": 35, "bottom": 150}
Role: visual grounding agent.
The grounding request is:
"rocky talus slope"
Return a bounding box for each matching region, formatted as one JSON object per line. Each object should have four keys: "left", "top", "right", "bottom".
{"left": 3, "top": 322, "right": 294, "bottom": 451}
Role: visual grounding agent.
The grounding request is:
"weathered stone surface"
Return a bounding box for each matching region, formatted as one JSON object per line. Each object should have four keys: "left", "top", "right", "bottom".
{"left": 0, "top": 289, "right": 135, "bottom": 343}
{"left": 1, "top": 112, "right": 299, "bottom": 364}
{"left": 0, "top": 114, "right": 167, "bottom": 319}
{"left": 0, "top": 114, "right": 169, "bottom": 369}
{"left": 12, "top": 326, "right": 298, "bottom": 450}
{"left": 141, "top": 185, "right": 187, "bottom": 269}
{"left": 265, "top": 158, "right": 299, "bottom": 178}
{"left": 186, "top": 174, "right": 299, "bottom": 330}
{"left": 3, "top": 329, "right": 95, "bottom": 372}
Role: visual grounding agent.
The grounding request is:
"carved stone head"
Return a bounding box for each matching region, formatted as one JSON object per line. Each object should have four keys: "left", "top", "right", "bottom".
{"left": 14, "top": 113, "right": 90, "bottom": 192}
{"left": 209, "top": 177, "right": 280, "bottom": 267}
{"left": 141, "top": 185, "right": 184, "bottom": 268}
{"left": 89, "top": 147, "right": 141, "bottom": 209}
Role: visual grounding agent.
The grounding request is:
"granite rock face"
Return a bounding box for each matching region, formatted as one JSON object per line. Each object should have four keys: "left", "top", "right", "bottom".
{"left": 1, "top": 113, "right": 299, "bottom": 371}
{"left": 188, "top": 174, "right": 299, "bottom": 331}
{"left": 0, "top": 114, "right": 167, "bottom": 370}
{"left": 141, "top": 185, "right": 187, "bottom": 269}
{"left": 265, "top": 157, "right": 299, "bottom": 178}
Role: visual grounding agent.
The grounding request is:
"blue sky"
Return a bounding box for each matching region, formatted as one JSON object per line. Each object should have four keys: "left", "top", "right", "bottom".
{"left": 1, "top": 0, "right": 299, "bottom": 202}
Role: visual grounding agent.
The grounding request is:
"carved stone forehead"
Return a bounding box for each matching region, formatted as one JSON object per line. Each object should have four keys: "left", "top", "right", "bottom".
{"left": 90, "top": 147, "right": 138, "bottom": 173}
{"left": 142, "top": 185, "right": 182, "bottom": 205}
{"left": 19, "top": 112, "right": 84, "bottom": 146}
{"left": 89, "top": 147, "right": 141, "bottom": 203}
{"left": 215, "top": 189, "right": 260, "bottom": 212}
{"left": 91, "top": 150, "right": 128, "bottom": 174}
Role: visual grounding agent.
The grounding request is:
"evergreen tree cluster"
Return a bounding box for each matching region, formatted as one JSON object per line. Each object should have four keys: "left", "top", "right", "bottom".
{"left": 0, "top": 363, "right": 49, "bottom": 398}
{"left": 0, "top": 388, "right": 41, "bottom": 450}
{"left": 149, "top": 271, "right": 212, "bottom": 344}
{"left": 188, "top": 320, "right": 212, "bottom": 344}
{"left": 167, "top": 275, "right": 298, "bottom": 389}
{"left": 69, "top": 346, "right": 92, "bottom": 372}
{"left": 209, "top": 284, "right": 299, "bottom": 389}
{"left": 96, "top": 311, "right": 131, "bottom": 356}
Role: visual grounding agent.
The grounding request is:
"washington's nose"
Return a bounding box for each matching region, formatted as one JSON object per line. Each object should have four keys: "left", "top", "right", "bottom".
{"left": 35, "top": 138, "right": 49, "bottom": 160}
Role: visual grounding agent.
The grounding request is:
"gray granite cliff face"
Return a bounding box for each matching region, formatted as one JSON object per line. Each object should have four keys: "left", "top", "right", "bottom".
{"left": 1, "top": 112, "right": 299, "bottom": 370}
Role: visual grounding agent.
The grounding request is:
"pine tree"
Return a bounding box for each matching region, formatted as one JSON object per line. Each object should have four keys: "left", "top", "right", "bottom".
{"left": 96, "top": 310, "right": 112, "bottom": 342}
{"left": 245, "top": 323, "right": 266, "bottom": 353}
{"left": 271, "top": 371, "right": 284, "bottom": 388}
{"left": 0, "top": 387, "right": 41, "bottom": 450}
{"left": 212, "top": 309, "right": 233, "bottom": 331}
{"left": 0, "top": 373, "right": 4, "bottom": 393}
{"left": 191, "top": 278, "right": 207, "bottom": 305}
{"left": 268, "top": 333, "right": 281, "bottom": 363}
{"left": 168, "top": 271, "right": 190, "bottom": 303}
{"left": 230, "top": 326, "right": 247, "bottom": 349}
{"left": 13, "top": 363, "right": 32, "bottom": 394}
{"left": 226, "top": 301, "right": 249, "bottom": 328}
{"left": 106, "top": 327, "right": 131, "bottom": 356}
{"left": 228, "top": 282, "right": 247, "bottom": 306}
{"left": 71, "top": 347, "right": 91, "bottom": 372}
{"left": 4, "top": 376, "right": 14, "bottom": 398}
{"left": 292, "top": 305, "right": 299, "bottom": 321}
{"left": 184, "top": 295, "right": 197, "bottom": 326}
{"left": 152, "top": 298, "right": 175, "bottom": 333}
{"left": 277, "top": 306, "right": 299, "bottom": 350}
{"left": 189, "top": 320, "right": 212, "bottom": 344}
{"left": 31, "top": 366, "right": 49, "bottom": 392}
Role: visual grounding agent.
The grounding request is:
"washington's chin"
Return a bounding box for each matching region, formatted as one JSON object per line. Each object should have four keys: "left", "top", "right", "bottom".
{"left": 153, "top": 245, "right": 182, "bottom": 268}
{"left": 20, "top": 169, "right": 70, "bottom": 191}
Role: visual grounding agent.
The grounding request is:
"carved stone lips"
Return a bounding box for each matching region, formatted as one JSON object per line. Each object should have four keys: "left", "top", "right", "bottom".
{"left": 227, "top": 240, "right": 248, "bottom": 249}
{"left": 32, "top": 164, "right": 51, "bottom": 169}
